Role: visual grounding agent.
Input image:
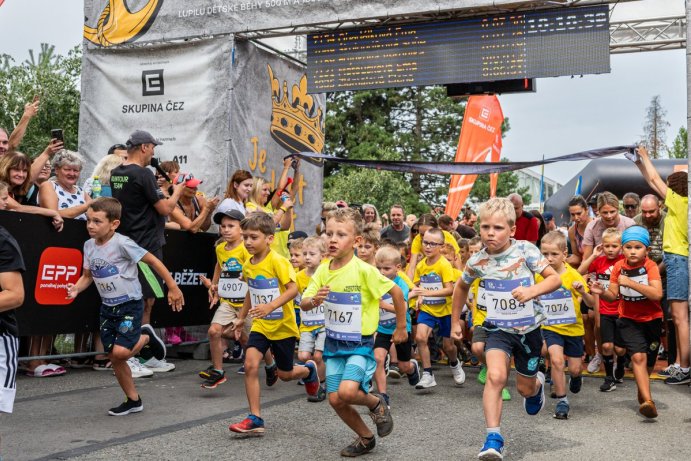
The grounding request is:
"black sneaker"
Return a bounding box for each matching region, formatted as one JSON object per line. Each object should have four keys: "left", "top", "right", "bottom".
{"left": 265, "top": 364, "right": 278, "bottom": 387}
{"left": 199, "top": 365, "right": 214, "bottom": 379}
{"left": 340, "top": 436, "right": 376, "bottom": 457}
{"left": 369, "top": 393, "right": 393, "bottom": 437}
{"left": 569, "top": 375, "right": 582, "bottom": 394}
{"left": 599, "top": 377, "right": 616, "bottom": 392}
{"left": 664, "top": 369, "right": 691, "bottom": 385}
{"left": 614, "top": 361, "right": 626, "bottom": 383}
{"left": 407, "top": 359, "right": 421, "bottom": 386}
{"left": 108, "top": 396, "right": 143, "bottom": 416}
{"left": 201, "top": 370, "right": 227, "bottom": 389}
{"left": 231, "top": 342, "right": 243, "bottom": 360}
{"left": 140, "top": 324, "right": 166, "bottom": 360}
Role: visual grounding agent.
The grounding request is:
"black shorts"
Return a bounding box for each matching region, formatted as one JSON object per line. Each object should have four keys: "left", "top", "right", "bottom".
{"left": 246, "top": 332, "right": 296, "bottom": 372}
{"left": 100, "top": 299, "right": 144, "bottom": 353}
{"left": 615, "top": 317, "right": 662, "bottom": 367}
{"left": 374, "top": 332, "right": 412, "bottom": 362}
{"left": 542, "top": 330, "right": 584, "bottom": 358}
{"left": 600, "top": 314, "right": 619, "bottom": 344}
{"left": 484, "top": 323, "right": 543, "bottom": 377}
{"left": 471, "top": 325, "right": 489, "bottom": 344}
{"left": 137, "top": 248, "right": 163, "bottom": 300}
{"left": 409, "top": 308, "right": 418, "bottom": 326}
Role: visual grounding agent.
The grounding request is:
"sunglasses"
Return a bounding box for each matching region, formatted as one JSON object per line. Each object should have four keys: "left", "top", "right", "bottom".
{"left": 624, "top": 204, "right": 638, "bottom": 210}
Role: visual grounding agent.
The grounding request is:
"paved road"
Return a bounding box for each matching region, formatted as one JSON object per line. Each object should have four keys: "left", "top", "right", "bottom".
{"left": 4, "top": 360, "right": 691, "bottom": 460}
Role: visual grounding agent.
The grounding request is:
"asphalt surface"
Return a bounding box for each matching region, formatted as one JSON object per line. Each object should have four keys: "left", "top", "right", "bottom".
{"left": 4, "top": 359, "right": 691, "bottom": 460}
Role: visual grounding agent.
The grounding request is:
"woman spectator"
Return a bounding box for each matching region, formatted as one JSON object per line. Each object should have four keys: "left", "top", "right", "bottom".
{"left": 246, "top": 176, "right": 294, "bottom": 258}
{"left": 39, "top": 150, "right": 90, "bottom": 220}
{"left": 0, "top": 152, "right": 63, "bottom": 230}
{"left": 529, "top": 209, "right": 548, "bottom": 248}
{"left": 83, "top": 147, "right": 126, "bottom": 197}
{"left": 218, "top": 169, "right": 253, "bottom": 215}
{"left": 24, "top": 159, "right": 52, "bottom": 206}
{"left": 168, "top": 173, "right": 219, "bottom": 233}
{"left": 362, "top": 203, "right": 382, "bottom": 231}
{"left": 566, "top": 195, "right": 592, "bottom": 267}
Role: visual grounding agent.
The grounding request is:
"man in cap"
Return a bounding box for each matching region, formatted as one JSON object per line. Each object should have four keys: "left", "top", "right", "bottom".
{"left": 110, "top": 130, "right": 185, "bottom": 373}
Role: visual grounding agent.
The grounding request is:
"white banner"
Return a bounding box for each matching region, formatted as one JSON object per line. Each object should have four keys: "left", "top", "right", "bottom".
{"left": 79, "top": 36, "right": 233, "bottom": 198}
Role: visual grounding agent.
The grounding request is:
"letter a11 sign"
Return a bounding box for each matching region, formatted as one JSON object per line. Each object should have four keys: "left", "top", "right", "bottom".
{"left": 35, "top": 247, "right": 83, "bottom": 305}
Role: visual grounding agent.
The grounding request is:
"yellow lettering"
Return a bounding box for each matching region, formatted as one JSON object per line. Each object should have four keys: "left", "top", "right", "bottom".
{"left": 297, "top": 174, "right": 307, "bottom": 205}
{"left": 259, "top": 148, "right": 267, "bottom": 173}
{"left": 249, "top": 137, "right": 259, "bottom": 170}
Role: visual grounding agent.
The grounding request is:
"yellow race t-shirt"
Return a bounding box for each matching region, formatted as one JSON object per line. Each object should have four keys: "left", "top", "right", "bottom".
{"left": 413, "top": 256, "right": 455, "bottom": 317}
{"left": 536, "top": 264, "right": 587, "bottom": 337}
{"left": 215, "top": 241, "right": 251, "bottom": 308}
{"left": 303, "top": 256, "right": 395, "bottom": 337}
{"left": 297, "top": 269, "right": 323, "bottom": 333}
{"left": 242, "top": 250, "right": 299, "bottom": 340}
{"left": 470, "top": 278, "right": 487, "bottom": 326}
{"left": 663, "top": 189, "right": 688, "bottom": 257}
{"left": 397, "top": 270, "right": 417, "bottom": 310}
{"left": 245, "top": 201, "right": 291, "bottom": 259}
{"left": 411, "top": 231, "right": 460, "bottom": 256}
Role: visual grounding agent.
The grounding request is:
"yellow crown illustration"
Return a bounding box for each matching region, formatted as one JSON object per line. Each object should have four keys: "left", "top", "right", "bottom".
{"left": 84, "top": 0, "right": 162, "bottom": 47}
{"left": 268, "top": 65, "right": 325, "bottom": 164}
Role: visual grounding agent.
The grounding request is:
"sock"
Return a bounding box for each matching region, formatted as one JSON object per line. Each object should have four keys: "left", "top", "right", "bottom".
{"left": 557, "top": 395, "right": 568, "bottom": 404}
{"left": 265, "top": 363, "right": 276, "bottom": 370}
{"left": 449, "top": 360, "right": 459, "bottom": 368}
{"left": 682, "top": 367, "right": 690, "bottom": 373}
{"left": 603, "top": 355, "right": 614, "bottom": 378}
{"left": 486, "top": 427, "right": 501, "bottom": 435}
{"left": 213, "top": 368, "right": 224, "bottom": 374}
{"left": 424, "top": 367, "right": 433, "bottom": 374}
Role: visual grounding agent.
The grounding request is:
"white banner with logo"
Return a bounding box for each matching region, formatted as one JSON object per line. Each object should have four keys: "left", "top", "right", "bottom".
{"left": 79, "top": 36, "right": 233, "bottom": 198}
{"left": 229, "top": 40, "right": 324, "bottom": 233}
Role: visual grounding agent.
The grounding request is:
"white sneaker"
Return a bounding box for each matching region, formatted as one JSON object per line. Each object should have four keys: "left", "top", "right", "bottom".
{"left": 451, "top": 362, "right": 466, "bottom": 386}
{"left": 140, "top": 357, "right": 176, "bottom": 373}
{"left": 127, "top": 357, "right": 153, "bottom": 378}
{"left": 587, "top": 353, "right": 602, "bottom": 373}
{"left": 415, "top": 371, "right": 437, "bottom": 389}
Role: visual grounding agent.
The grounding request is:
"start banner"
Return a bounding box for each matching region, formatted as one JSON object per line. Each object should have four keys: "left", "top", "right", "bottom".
{"left": 79, "top": 36, "right": 233, "bottom": 199}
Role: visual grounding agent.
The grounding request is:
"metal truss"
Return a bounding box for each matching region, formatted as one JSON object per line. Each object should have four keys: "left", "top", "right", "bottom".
{"left": 610, "top": 15, "right": 686, "bottom": 54}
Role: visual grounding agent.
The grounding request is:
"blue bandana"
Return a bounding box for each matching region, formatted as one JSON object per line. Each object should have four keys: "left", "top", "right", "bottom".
{"left": 621, "top": 226, "right": 650, "bottom": 247}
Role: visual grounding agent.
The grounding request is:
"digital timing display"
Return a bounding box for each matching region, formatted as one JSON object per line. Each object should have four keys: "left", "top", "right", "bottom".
{"left": 307, "top": 6, "right": 610, "bottom": 93}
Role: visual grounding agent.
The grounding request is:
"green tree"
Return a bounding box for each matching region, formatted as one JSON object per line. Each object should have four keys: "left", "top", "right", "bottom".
{"left": 669, "top": 126, "right": 688, "bottom": 159}
{"left": 0, "top": 44, "right": 81, "bottom": 156}
{"left": 468, "top": 159, "right": 531, "bottom": 204}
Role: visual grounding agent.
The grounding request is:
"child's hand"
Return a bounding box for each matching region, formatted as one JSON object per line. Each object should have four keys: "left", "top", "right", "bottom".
{"left": 392, "top": 326, "right": 408, "bottom": 344}
{"left": 311, "top": 286, "right": 331, "bottom": 306}
{"left": 593, "top": 244, "right": 604, "bottom": 258}
{"left": 199, "top": 274, "right": 213, "bottom": 289}
{"left": 249, "top": 304, "right": 276, "bottom": 319}
{"left": 572, "top": 281, "right": 586, "bottom": 295}
{"left": 209, "top": 292, "right": 219, "bottom": 309}
{"left": 588, "top": 280, "right": 604, "bottom": 294}
{"left": 618, "top": 274, "right": 632, "bottom": 288}
{"left": 379, "top": 300, "right": 395, "bottom": 312}
{"left": 168, "top": 285, "right": 185, "bottom": 312}
{"left": 410, "top": 287, "right": 424, "bottom": 298}
{"left": 225, "top": 318, "right": 244, "bottom": 334}
{"left": 511, "top": 285, "right": 534, "bottom": 303}
{"left": 450, "top": 320, "right": 464, "bottom": 342}
{"left": 66, "top": 283, "right": 78, "bottom": 299}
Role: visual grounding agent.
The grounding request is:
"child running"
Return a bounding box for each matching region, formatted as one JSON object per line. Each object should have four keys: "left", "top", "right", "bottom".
{"left": 589, "top": 226, "right": 663, "bottom": 418}
{"left": 66, "top": 198, "right": 184, "bottom": 415}
{"left": 451, "top": 198, "right": 561, "bottom": 460}
{"left": 301, "top": 208, "right": 408, "bottom": 457}
{"left": 412, "top": 227, "right": 465, "bottom": 388}
{"left": 297, "top": 236, "right": 328, "bottom": 402}
{"left": 227, "top": 213, "right": 320, "bottom": 434}
{"left": 537, "top": 231, "right": 596, "bottom": 419}
{"left": 373, "top": 246, "right": 421, "bottom": 407}
{"left": 580, "top": 228, "right": 626, "bottom": 391}
{"left": 201, "top": 209, "right": 251, "bottom": 389}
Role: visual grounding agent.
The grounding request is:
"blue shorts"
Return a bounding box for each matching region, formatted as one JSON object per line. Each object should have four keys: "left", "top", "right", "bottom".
{"left": 417, "top": 311, "right": 451, "bottom": 338}
{"left": 484, "top": 324, "right": 543, "bottom": 377}
{"left": 542, "top": 330, "right": 584, "bottom": 358}
{"left": 100, "top": 299, "right": 144, "bottom": 353}
{"left": 663, "top": 252, "right": 688, "bottom": 301}
{"left": 325, "top": 354, "right": 377, "bottom": 394}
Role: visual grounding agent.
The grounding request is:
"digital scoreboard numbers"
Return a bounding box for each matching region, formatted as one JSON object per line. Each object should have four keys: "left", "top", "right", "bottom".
{"left": 307, "top": 5, "right": 610, "bottom": 93}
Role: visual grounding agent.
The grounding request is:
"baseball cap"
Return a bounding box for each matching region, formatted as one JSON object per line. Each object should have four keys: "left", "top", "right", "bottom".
{"left": 126, "top": 130, "right": 162, "bottom": 147}
{"left": 288, "top": 231, "right": 308, "bottom": 241}
{"left": 213, "top": 209, "right": 245, "bottom": 225}
{"left": 543, "top": 211, "right": 554, "bottom": 222}
{"left": 175, "top": 172, "right": 202, "bottom": 188}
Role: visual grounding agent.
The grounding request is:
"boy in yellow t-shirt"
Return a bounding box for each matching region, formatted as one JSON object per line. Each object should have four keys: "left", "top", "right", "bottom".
{"left": 297, "top": 236, "right": 328, "bottom": 402}
{"left": 412, "top": 228, "right": 465, "bottom": 389}
{"left": 302, "top": 208, "right": 407, "bottom": 457}
{"left": 201, "top": 209, "right": 252, "bottom": 389}
{"left": 227, "top": 213, "right": 319, "bottom": 434}
{"left": 537, "top": 231, "right": 596, "bottom": 420}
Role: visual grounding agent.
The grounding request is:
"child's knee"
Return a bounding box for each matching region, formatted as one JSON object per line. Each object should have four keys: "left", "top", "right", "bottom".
{"left": 328, "top": 391, "right": 344, "bottom": 408}
{"left": 208, "top": 324, "right": 222, "bottom": 339}
{"left": 601, "top": 343, "right": 614, "bottom": 355}
{"left": 297, "top": 351, "right": 311, "bottom": 363}
{"left": 486, "top": 367, "right": 506, "bottom": 387}
{"left": 415, "top": 330, "right": 428, "bottom": 344}
{"left": 550, "top": 355, "right": 565, "bottom": 370}
{"left": 337, "top": 386, "right": 360, "bottom": 403}
{"left": 516, "top": 376, "right": 539, "bottom": 397}
{"left": 109, "top": 347, "right": 130, "bottom": 362}
{"left": 471, "top": 342, "right": 484, "bottom": 357}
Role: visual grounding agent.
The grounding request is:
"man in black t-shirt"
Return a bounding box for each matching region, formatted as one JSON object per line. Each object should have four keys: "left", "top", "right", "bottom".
{"left": 0, "top": 225, "right": 25, "bottom": 419}
{"left": 110, "top": 130, "right": 185, "bottom": 328}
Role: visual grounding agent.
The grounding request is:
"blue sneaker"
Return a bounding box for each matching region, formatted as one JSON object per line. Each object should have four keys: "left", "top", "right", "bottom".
{"left": 524, "top": 371, "right": 545, "bottom": 416}
{"left": 407, "top": 359, "right": 421, "bottom": 386}
{"left": 478, "top": 432, "right": 504, "bottom": 460}
{"left": 569, "top": 375, "right": 582, "bottom": 394}
{"left": 554, "top": 400, "right": 570, "bottom": 420}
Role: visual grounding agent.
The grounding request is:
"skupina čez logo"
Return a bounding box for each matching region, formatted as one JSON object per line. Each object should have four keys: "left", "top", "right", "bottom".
{"left": 84, "top": 0, "right": 163, "bottom": 47}
{"left": 268, "top": 65, "right": 325, "bottom": 165}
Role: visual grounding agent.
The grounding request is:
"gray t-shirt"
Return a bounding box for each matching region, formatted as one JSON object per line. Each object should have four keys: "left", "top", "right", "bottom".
{"left": 83, "top": 232, "right": 148, "bottom": 306}
{"left": 634, "top": 212, "right": 666, "bottom": 264}
{"left": 380, "top": 224, "right": 410, "bottom": 243}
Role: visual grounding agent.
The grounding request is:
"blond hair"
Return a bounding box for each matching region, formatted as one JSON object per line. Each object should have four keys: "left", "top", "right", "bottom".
{"left": 327, "top": 208, "right": 364, "bottom": 235}
{"left": 480, "top": 198, "right": 516, "bottom": 227}
{"left": 541, "top": 230, "right": 567, "bottom": 251}
{"left": 601, "top": 227, "right": 622, "bottom": 243}
{"left": 362, "top": 223, "right": 381, "bottom": 246}
{"left": 375, "top": 246, "right": 402, "bottom": 266}
{"left": 91, "top": 154, "right": 124, "bottom": 186}
{"left": 303, "top": 236, "right": 326, "bottom": 255}
{"left": 288, "top": 238, "right": 304, "bottom": 251}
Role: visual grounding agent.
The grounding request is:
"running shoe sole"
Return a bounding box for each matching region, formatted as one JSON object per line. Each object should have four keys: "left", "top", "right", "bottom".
{"left": 141, "top": 324, "right": 166, "bottom": 360}
{"left": 478, "top": 448, "right": 503, "bottom": 460}
{"left": 201, "top": 376, "right": 227, "bottom": 389}
{"left": 108, "top": 405, "right": 143, "bottom": 416}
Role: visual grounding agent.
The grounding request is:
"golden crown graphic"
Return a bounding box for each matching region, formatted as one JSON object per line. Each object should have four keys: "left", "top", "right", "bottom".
{"left": 268, "top": 65, "right": 325, "bottom": 165}
{"left": 84, "top": 0, "right": 162, "bottom": 47}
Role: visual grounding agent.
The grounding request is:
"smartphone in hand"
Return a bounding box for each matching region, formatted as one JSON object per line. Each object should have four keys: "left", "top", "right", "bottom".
{"left": 50, "top": 129, "right": 64, "bottom": 143}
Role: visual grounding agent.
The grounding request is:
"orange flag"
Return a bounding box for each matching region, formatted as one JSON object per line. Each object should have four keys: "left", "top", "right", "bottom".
{"left": 445, "top": 95, "right": 504, "bottom": 219}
